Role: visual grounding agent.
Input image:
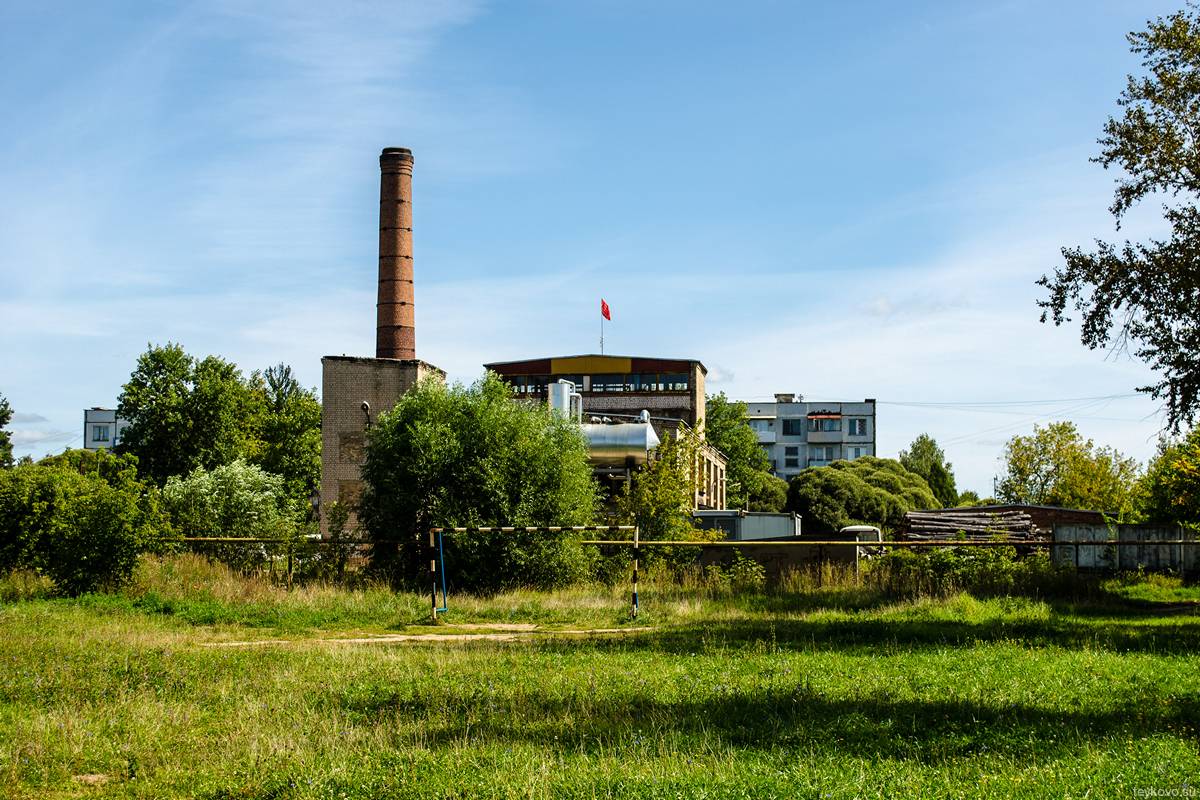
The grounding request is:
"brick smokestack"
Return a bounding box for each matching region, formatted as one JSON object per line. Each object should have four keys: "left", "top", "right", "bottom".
{"left": 376, "top": 147, "right": 416, "bottom": 360}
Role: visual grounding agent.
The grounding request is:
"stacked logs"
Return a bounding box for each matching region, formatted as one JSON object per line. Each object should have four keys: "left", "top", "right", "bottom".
{"left": 902, "top": 508, "right": 1040, "bottom": 542}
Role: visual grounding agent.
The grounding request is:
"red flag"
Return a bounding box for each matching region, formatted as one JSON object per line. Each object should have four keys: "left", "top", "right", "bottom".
{"left": 601, "top": 298, "right": 611, "bottom": 320}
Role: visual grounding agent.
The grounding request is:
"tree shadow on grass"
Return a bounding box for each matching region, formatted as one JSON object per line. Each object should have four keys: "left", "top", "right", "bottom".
{"left": 616, "top": 610, "right": 1200, "bottom": 656}
{"left": 332, "top": 679, "right": 1200, "bottom": 762}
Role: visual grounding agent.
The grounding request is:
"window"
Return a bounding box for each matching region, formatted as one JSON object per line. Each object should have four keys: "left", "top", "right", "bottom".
{"left": 590, "top": 374, "right": 629, "bottom": 392}
{"left": 512, "top": 375, "right": 549, "bottom": 394}
{"left": 92, "top": 425, "right": 109, "bottom": 442}
{"left": 662, "top": 373, "right": 689, "bottom": 391}
{"left": 782, "top": 418, "right": 805, "bottom": 436}
{"left": 849, "top": 446, "right": 865, "bottom": 459}
{"left": 808, "top": 417, "right": 842, "bottom": 432}
{"left": 784, "top": 446, "right": 799, "bottom": 456}
{"left": 809, "top": 445, "right": 836, "bottom": 463}
{"left": 785, "top": 457, "right": 799, "bottom": 468}
{"left": 848, "top": 418, "right": 867, "bottom": 436}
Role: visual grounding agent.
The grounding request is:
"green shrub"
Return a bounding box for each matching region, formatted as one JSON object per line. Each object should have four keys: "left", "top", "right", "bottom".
{"left": 0, "top": 460, "right": 166, "bottom": 595}
{"left": 162, "top": 459, "right": 306, "bottom": 573}
{"left": 360, "top": 374, "right": 600, "bottom": 593}
{"left": 787, "top": 457, "right": 938, "bottom": 532}
{"left": 163, "top": 459, "right": 301, "bottom": 538}
{"left": 866, "top": 546, "right": 1079, "bottom": 598}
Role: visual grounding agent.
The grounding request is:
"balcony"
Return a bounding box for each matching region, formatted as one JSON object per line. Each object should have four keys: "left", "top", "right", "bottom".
{"left": 755, "top": 430, "right": 776, "bottom": 444}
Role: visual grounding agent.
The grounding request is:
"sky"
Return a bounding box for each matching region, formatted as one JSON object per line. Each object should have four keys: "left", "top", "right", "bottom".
{"left": 0, "top": 0, "right": 1184, "bottom": 494}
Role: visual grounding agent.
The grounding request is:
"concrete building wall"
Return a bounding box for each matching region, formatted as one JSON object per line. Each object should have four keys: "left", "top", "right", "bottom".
{"left": 83, "top": 408, "right": 127, "bottom": 450}
{"left": 744, "top": 398, "right": 877, "bottom": 482}
{"left": 319, "top": 356, "right": 444, "bottom": 534}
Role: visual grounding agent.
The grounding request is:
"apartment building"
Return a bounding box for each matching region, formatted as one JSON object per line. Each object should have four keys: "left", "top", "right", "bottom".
{"left": 743, "top": 394, "right": 876, "bottom": 482}
{"left": 82, "top": 408, "right": 128, "bottom": 450}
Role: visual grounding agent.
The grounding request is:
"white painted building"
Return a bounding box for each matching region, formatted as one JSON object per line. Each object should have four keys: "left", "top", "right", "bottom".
{"left": 742, "top": 394, "right": 876, "bottom": 482}
{"left": 83, "top": 408, "right": 128, "bottom": 450}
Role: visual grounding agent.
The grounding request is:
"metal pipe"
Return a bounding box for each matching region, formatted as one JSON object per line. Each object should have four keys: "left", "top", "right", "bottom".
{"left": 632, "top": 526, "right": 639, "bottom": 619}
{"left": 578, "top": 539, "right": 1199, "bottom": 547}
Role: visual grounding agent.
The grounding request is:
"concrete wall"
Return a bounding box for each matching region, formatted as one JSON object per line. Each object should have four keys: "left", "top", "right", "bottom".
{"left": 319, "top": 355, "right": 444, "bottom": 535}
{"left": 1053, "top": 523, "right": 1198, "bottom": 572}
{"left": 83, "top": 408, "right": 125, "bottom": 450}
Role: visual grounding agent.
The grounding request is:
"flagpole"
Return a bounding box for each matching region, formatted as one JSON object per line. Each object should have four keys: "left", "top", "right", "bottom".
{"left": 601, "top": 314, "right": 604, "bottom": 354}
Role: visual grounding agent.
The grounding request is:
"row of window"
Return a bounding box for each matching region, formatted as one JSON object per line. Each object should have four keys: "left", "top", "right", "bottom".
{"left": 779, "top": 444, "right": 870, "bottom": 469}
{"left": 506, "top": 373, "right": 691, "bottom": 394}
{"left": 765, "top": 417, "right": 869, "bottom": 435}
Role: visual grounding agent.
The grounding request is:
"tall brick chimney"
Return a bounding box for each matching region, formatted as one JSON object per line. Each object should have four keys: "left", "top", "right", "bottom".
{"left": 376, "top": 147, "right": 416, "bottom": 360}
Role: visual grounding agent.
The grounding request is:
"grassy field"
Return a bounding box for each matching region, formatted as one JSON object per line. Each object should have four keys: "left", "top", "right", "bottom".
{"left": 1, "top": 555, "right": 1198, "bottom": 799}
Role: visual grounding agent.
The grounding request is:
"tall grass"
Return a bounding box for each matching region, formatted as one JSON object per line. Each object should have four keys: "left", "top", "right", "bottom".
{"left": 1, "top": 559, "right": 1198, "bottom": 798}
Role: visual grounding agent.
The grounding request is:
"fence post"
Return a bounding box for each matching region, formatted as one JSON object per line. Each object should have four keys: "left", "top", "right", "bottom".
{"left": 631, "top": 526, "right": 639, "bottom": 620}
{"left": 430, "top": 529, "right": 439, "bottom": 623}
{"left": 287, "top": 541, "right": 294, "bottom": 589}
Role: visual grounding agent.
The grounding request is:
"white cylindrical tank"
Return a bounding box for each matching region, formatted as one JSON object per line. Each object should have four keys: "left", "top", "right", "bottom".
{"left": 581, "top": 422, "right": 660, "bottom": 465}
{"left": 547, "top": 380, "right": 581, "bottom": 421}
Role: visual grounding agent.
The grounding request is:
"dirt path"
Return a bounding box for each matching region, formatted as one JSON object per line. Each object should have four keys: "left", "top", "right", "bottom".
{"left": 202, "top": 625, "right": 654, "bottom": 648}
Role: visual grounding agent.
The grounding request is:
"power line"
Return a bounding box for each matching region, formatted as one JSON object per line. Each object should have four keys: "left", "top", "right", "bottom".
{"left": 734, "top": 392, "right": 1142, "bottom": 406}
{"left": 877, "top": 393, "right": 1141, "bottom": 408}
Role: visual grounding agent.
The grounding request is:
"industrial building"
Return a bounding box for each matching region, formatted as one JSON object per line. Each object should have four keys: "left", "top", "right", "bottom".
{"left": 486, "top": 355, "right": 727, "bottom": 509}
{"left": 744, "top": 394, "right": 877, "bottom": 482}
{"left": 484, "top": 354, "right": 707, "bottom": 433}
{"left": 319, "top": 147, "right": 444, "bottom": 532}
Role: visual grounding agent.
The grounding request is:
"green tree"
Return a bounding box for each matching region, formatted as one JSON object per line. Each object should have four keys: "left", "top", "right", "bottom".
{"left": 956, "top": 489, "right": 983, "bottom": 506}
{"left": 787, "top": 457, "right": 937, "bottom": 533}
{"left": 1039, "top": 7, "right": 1200, "bottom": 430}
{"left": 162, "top": 459, "right": 302, "bottom": 540}
{"left": 0, "top": 392, "right": 12, "bottom": 468}
{"left": 117, "top": 344, "right": 254, "bottom": 484}
{"left": 0, "top": 460, "right": 166, "bottom": 594}
{"left": 116, "top": 345, "right": 319, "bottom": 504}
{"left": 899, "top": 433, "right": 958, "bottom": 507}
{"left": 1137, "top": 427, "right": 1200, "bottom": 530}
{"left": 617, "top": 425, "right": 720, "bottom": 571}
{"left": 38, "top": 448, "right": 170, "bottom": 543}
{"left": 359, "top": 374, "right": 600, "bottom": 591}
{"left": 244, "top": 364, "right": 321, "bottom": 504}
{"left": 996, "top": 422, "right": 1140, "bottom": 515}
{"left": 704, "top": 393, "right": 782, "bottom": 510}
{"left": 618, "top": 425, "right": 704, "bottom": 541}
{"left": 742, "top": 470, "right": 789, "bottom": 513}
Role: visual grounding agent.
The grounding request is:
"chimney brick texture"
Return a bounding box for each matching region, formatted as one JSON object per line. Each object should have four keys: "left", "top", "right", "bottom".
{"left": 376, "top": 147, "right": 416, "bottom": 360}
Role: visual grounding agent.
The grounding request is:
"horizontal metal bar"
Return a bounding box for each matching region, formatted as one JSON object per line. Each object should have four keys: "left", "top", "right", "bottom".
{"left": 172, "top": 537, "right": 1195, "bottom": 547}
{"left": 430, "top": 525, "right": 635, "bottom": 533}
{"left": 176, "top": 537, "right": 374, "bottom": 544}
{"left": 178, "top": 538, "right": 296, "bottom": 543}
{"left": 578, "top": 539, "right": 1199, "bottom": 547}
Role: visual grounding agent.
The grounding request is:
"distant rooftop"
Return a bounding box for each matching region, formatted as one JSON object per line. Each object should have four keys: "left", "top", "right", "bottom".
{"left": 484, "top": 354, "right": 706, "bottom": 376}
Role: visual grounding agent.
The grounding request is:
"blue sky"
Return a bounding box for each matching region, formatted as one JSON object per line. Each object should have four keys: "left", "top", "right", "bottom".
{"left": 0, "top": 0, "right": 1181, "bottom": 493}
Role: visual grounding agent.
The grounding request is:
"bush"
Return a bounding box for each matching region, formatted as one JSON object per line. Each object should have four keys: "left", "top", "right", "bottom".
{"left": 0, "top": 461, "right": 166, "bottom": 594}
{"left": 162, "top": 459, "right": 307, "bottom": 573}
{"left": 866, "top": 547, "right": 1079, "bottom": 598}
{"left": 787, "top": 457, "right": 938, "bottom": 532}
{"left": 360, "top": 374, "right": 601, "bottom": 593}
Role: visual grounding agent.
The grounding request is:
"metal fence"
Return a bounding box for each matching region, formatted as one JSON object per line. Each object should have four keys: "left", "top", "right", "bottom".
{"left": 175, "top": 531, "right": 1199, "bottom": 619}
